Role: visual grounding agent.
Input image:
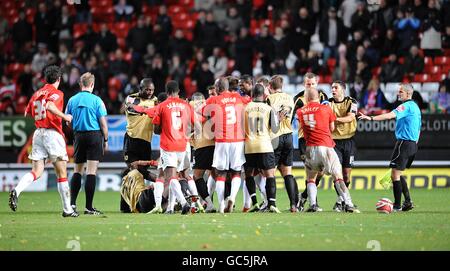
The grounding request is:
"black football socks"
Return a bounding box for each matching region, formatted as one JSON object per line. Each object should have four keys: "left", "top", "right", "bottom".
{"left": 70, "top": 172, "right": 82, "bottom": 206}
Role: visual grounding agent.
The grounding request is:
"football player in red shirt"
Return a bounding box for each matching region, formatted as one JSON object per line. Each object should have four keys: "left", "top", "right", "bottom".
{"left": 150, "top": 81, "right": 194, "bottom": 214}
{"left": 297, "top": 88, "right": 359, "bottom": 213}
{"left": 9, "top": 65, "right": 78, "bottom": 217}
{"left": 203, "top": 77, "right": 247, "bottom": 213}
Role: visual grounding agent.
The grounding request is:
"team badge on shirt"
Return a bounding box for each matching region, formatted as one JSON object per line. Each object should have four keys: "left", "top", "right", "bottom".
{"left": 396, "top": 105, "right": 405, "bottom": 112}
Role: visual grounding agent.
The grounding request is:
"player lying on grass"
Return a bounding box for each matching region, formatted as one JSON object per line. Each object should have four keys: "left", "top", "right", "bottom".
{"left": 121, "top": 160, "right": 200, "bottom": 214}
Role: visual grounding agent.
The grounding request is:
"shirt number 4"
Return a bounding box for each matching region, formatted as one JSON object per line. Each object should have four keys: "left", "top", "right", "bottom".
{"left": 303, "top": 114, "right": 316, "bottom": 130}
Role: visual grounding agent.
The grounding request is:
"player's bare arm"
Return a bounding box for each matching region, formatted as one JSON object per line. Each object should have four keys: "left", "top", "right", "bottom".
{"left": 99, "top": 116, "right": 109, "bottom": 151}
{"left": 329, "top": 121, "right": 335, "bottom": 132}
{"left": 46, "top": 101, "right": 72, "bottom": 123}
{"left": 336, "top": 112, "right": 356, "bottom": 123}
{"left": 358, "top": 111, "right": 396, "bottom": 121}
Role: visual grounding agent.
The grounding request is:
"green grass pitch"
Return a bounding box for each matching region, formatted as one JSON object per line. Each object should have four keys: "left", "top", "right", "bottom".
{"left": 1, "top": 189, "right": 449, "bottom": 251}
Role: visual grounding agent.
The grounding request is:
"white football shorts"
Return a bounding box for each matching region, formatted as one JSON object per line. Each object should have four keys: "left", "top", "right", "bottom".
{"left": 158, "top": 144, "right": 191, "bottom": 172}
{"left": 212, "top": 141, "right": 245, "bottom": 171}
{"left": 305, "top": 146, "right": 342, "bottom": 176}
{"left": 29, "top": 128, "right": 68, "bottom": 162}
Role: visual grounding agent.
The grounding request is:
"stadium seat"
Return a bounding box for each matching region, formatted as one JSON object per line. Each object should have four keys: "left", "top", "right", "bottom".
{"left": 431, "top": 73, "right": 446, "bottom": 82}
{"left": 113, "top": 22, "right": 131, "bottom": 38}
{"left": 424, "top": 57, "right": 433, "bottom": 67}
{"left": 14, "top": 96, "right": 28, "bottom": 115}
{"left": 371, "top": 66, "right": 381, "bottom": 76}
{"left": 180, "top": 0, "right": 194, "bottom": 8}
{"left": 322, "top": 75, "right": 332, "bottom": 84}
{"left": 117, "top": 38, "right": 126, "bottom": 49}
{"left": 398, "top": 57, "right": 405, "bottom": 65}
{"left": 442, "top": 65, "right": 450, "bottom": 75}
{"left": 434, "top": 56, "right": 449, "bottom": 66}
{"left": 445, "top": 49, "right": 450, "bottom": 57}
{"left": 108, "top": 77, "right": 122, "bottom": 93}
{"left": 425, "top": 66, "right": 441, "bottom": 74}
{"left": 413, "top": 74, "right": 431, "bottom": 83}
{"left": 6, "top": 63, "right": 24, "bottom": 78}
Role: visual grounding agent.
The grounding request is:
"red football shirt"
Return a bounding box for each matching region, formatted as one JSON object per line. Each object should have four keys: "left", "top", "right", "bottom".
{"left": 152, "top": 96, "right": 193, "bottom": 152}
{"left": 204, "top": 91, "right": 246, "bottom": 142}
{"left": 25, "top": 84, "right": 64, "bottom": 135}
{"left": 297, "top": 102, "right": 336, "bottom": 147}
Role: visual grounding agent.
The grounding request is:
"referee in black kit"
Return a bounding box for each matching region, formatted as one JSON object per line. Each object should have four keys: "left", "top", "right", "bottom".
{"left": 66, "top": 72, "right": 108, "bottom": 215}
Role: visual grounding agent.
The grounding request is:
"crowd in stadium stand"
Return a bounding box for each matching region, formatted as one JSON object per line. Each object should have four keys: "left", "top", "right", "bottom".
{"left": 0, "top": 0, "right": 449, "bottom": 115}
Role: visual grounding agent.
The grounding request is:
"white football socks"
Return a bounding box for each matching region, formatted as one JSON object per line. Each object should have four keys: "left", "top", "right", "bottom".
{"left": 15, "top": 172, "right": 36, "bottom": 197}
{"left": 170, "top": 179, "right": 187, "bottom": 206}
{"left": 207, "top": 175, "right": 215, "bottom": 198}
{"left": 215, "top": 178, "right": 225, "bottom": 213}
{"left": 307, "top": 182, "right": 317, "bottom": 206}
{"left": 154, "top": 180, "right": 164, "bottom": 208}
{"left": 187, "top": 178, "right": 199, "bottom": 196}
{"left": 230, "top": 176, "right": 241, "bottom": 203}
{"left": 57, "top": 179, "right": 73, "bottom": 214}
{"left": 335, "top": 181, "right": 354, "bottom": 207}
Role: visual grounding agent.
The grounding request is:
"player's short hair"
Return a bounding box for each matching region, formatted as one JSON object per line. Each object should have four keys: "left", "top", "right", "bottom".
{"left": 304, "top": 72, "right": 318, "bottom": 80}
{"left": 227, "top": 76, "right": 239, "bottom": 91}
{"left": 191, "top": 92, "right": 205, "bottom": 100}
{"left": 165, "top": 80, "right": 179, "bottom": 95}
{"left": 140, "top": 78, "right": 153, "bottom": 89}
{"left": 43, "top": 65, "right": 62, "bottom": 84}
{"left": 240, "top": 74, "right": 253, "bottom": 85}
{"left": 256, "top": 77, "right": 269, "bottom": 87}
{"left": 216, "top": 77, "right": 229, "bottom": 93}
{"left": 157, "top": 92, "right": 168, "bottom": 103}
{"left": 269, "top": 75, "right": 283, "bottom": 90}
{"left": 399, "top": 83, "right": 414, "bottom": 95}
{"left": 332, "top": 80, "right": 346, "bottom": 91}
{"left": 306, "top": 88, "right": 319, "bottom": 101}
{"left": 252, "top": 83, "right": 265, "bottom": 98}
{"left": 207, "top": 85, "right": 216, "bottom": 91}
{"left": 79, "top": 72, "right": 95, "bottom": 88}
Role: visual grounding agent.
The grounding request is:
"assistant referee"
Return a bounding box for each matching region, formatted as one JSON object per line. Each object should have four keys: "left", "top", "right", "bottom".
{"left": 66, "top": 72, "right": 108, "bottom": 215}
{"left": 359, "top": 83, "right": 421, "bottom": 212}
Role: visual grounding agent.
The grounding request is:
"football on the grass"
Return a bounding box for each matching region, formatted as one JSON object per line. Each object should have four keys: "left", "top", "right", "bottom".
{"left": 376, "top": 198, "right": 393, "bottom": 214}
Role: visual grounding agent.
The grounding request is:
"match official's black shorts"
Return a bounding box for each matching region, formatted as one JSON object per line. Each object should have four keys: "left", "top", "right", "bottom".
{"left": 389, "top": 140, "right": 418, "bottom": 171}
{"left": 298, "top": 137, "right": 306, "bottom": 162}
{"left": 245, "top": 152, "right": 276, "bottom": 170}
{"left": 123, "top": 133, "right": 152, "bottom": 164}
{"left": 74, "top": 130, "right": 103, "bottom": 163}
{"left": 273, "top": 133, "right": 293, "bottom": 167}
{"left": 193, "top": 145, "right": 215, "bottom": 170}
{"left": 334, "top": 138, "right": 357, "bottom": 168}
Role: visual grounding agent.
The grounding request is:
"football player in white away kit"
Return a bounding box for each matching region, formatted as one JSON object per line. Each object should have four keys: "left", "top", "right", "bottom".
{"left": 9, "top": 65, "right": 77, "bottom": 217}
